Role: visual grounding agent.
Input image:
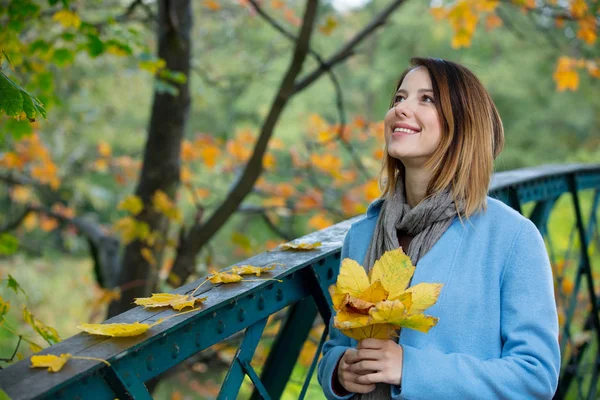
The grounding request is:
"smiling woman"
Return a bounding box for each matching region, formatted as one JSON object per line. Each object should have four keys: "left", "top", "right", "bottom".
{"left": 317, "top": 57, "right": 560, "bottom": 400}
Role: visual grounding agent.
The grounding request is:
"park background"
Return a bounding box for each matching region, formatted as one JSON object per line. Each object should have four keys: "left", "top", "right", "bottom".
{"left": 1, "top": 0, "right": 599, "bottom": 398}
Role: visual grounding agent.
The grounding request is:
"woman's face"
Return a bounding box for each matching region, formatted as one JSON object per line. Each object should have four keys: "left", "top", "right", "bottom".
{"left": 384, "top": 66, "right": 442, "bottom": 168}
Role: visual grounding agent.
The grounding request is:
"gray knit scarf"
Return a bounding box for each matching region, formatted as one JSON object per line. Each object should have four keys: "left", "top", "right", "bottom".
{"left": 355, "top": 178, "right": 461, "bottom": 400}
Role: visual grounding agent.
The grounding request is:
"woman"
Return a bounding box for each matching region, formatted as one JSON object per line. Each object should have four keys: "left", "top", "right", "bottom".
{"left": 317, "top": 57, "right": 560, "bottom": 399}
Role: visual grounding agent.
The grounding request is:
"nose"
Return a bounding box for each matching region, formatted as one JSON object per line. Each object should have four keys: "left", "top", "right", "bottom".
{"left": 394, "top": 100, "right": 413, "bottom": 118}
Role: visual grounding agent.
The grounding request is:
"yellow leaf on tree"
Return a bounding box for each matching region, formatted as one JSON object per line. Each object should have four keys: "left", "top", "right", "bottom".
{"left": 369, "top": 248, "right": 415, "bottom": 300}
{"left": 308, "top": 213, "right": 333, "bottom": 230}
{"left": 118, "top": 195, "right": 144, "bottom": 215}
{"left": 279, "top": 241, "right": 322, "bottom": 251}
{"left": 52, "top": 10, "right": 81, "bottom": 29}
{"left": 11, "top": 185, "right": 32, "bottom": 203}
{"left": 77, "top": 321, "right": 162, "bottom": 337}
{"left": 0, "top": 296, "right": 10, "bottom": 320}
{"left": 230, "top": 264, "right": 276, "bottom": 276}
{"left": 23, "top": 307, "right": 61, "bottom": 345}
{"left": 553, "top": 57, "right": 579, "bottom": 91}
{"left": 97, "top": 141, "right": 112, "bottom": 158}
{"left": 134, "top": 293, "right": 207, "bottom": 311}
{"left": 204, "top": 0, "right": 221, "bottom": 10}
{"left": 30, "top": 353, "right": 71, "bottom": 372}
{"left": 141, "top": 247, "right": 157, "bottom": 266}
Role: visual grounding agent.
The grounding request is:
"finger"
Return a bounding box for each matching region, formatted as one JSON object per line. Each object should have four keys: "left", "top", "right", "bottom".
{"left": 358, "top": 338, "right": 386, "bottom": 350}
{"left": 349, "top": 360, "right": 381, "bottom": 374}
{"left": 355, "top": 349, "right": 382, "bottom": 361}
{"left": 355, "top": 372, "right": 386, "bottom": 385}
{"left": 343, "top": 348, "right": 361, "bottom": 365}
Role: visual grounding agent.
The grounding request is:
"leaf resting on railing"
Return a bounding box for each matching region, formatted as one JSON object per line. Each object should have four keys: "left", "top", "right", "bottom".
{"left": 278, "top": 241, "right": 322, "bottom": 251}
{"left": 134, "top": 293, "right": 208, "bottom": 311}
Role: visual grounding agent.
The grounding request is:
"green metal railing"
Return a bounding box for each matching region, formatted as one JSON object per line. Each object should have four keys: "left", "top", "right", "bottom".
{"left": 1, "top": 163, "right": 599, "bottom": 400}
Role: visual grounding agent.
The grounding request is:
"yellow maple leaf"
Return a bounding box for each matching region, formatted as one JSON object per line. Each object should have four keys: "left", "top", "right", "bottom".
{"left": 30, "top": 353, "right": 71, "bottom": 372}
{"left": 336, "top": 259, "right": 370, "bottom": 297}
{"left": 134, "top": 293, "right": 207, "bottom": 311}
{"left": 330, "top": 248, "right": 442, "bottom": 339}
{"left": 230, "top": 264, "right": 276, "bottom": 276}
{"left": 279, "top": 241, "right": 322, "bottom": 251}
{"left": 369, "top": 248, "right": 414, "bottom": 300}
{"left": 342, "top": 323, "right": 399, "bottom": 341}
{"left": 208, "top": 271, "right": 243, "bottom": 283}
{"left": 400, "top": 314, "right": 439, "bottom": 333}
{"left": 356, "top": 280, "right": 388, "bottom": 304}
{"left": 404, "top": 282, "right": 444, "bottom": 313}
{"left": 369, "top": 300, "right": 408, "bottom": 324}
{"left": 77, "top": 320, "right": 162, "bottom": 337}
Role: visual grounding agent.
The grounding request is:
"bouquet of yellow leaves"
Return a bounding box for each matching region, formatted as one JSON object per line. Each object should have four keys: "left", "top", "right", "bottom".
{"left": 329, "top": 248, "right": 442, "bottom": 340}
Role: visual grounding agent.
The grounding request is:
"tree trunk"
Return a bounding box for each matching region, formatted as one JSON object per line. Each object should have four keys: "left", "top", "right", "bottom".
{"left": 109, "top": 0, "right": 192, "bottom": 317}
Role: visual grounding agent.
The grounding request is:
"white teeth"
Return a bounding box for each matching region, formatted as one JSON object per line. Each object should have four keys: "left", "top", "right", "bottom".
{"left": 393, "top": 127, "right": 418, "bottom": 134}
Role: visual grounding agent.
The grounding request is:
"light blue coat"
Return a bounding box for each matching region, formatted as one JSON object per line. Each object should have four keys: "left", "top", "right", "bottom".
{"left": 317, "top": 197, "right": 560, "bottom": 399}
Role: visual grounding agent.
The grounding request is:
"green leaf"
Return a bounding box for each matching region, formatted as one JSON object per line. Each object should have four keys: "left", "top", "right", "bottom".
{"left": 0, "top": 233, "right": 19, "bottom": 255}
{"left": 0, "top": 71, "right": 47, "bottom": 121}
{"left": 86, "top": 34, "right": 104, "bottom": 57}
{"left": 4, "top": 117, "right": 34, "bottom": 139}
{"left": 51, "top": 48, "right": 74, "bottom": 66}
{"left": 0, "top": 388, "right": 13, "bottom": 400}
{"left": 29, "top": 39, "right": 51, "bottom": 56}
{"left": 1, "top": 50, "right": 14, "bottom": 70}
{"left": 154, "top": 80, "right": 178, "bottom": 96}
{"left": 159, "top": 69, "right": 187, "bottom": 84}
{"left": 6, "top": 274, "right": 25, "bottom": 296}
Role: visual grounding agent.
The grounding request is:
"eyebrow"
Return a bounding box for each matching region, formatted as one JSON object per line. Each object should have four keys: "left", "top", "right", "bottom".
{"left": 396, "top": 88, "right": 434, "bottom": 94}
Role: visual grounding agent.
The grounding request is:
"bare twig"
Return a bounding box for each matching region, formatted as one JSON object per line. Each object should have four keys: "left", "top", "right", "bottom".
{"left": 293, "top": 0, "right": 408, "bottom": 95}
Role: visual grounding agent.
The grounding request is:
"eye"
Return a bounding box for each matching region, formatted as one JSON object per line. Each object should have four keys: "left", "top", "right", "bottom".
{"left": 422, "top": 95, "right": 434, "bottom": 103}
{"left": 393, "top": 95, "right": 405, "bottom": 104}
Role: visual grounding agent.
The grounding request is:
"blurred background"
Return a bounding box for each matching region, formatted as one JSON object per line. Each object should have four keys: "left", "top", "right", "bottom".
{"left": 0, "top": 0, "right": 598, "bottom": 398}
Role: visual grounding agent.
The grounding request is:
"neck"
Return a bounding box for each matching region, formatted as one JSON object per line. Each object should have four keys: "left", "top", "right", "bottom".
{"left": 403, "top": 166, "right": 432, "bottom": 208}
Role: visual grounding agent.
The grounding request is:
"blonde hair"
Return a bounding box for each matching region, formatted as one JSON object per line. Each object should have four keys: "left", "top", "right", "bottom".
{"left": 379, "top": 57, "right": 504, "bottom": 218}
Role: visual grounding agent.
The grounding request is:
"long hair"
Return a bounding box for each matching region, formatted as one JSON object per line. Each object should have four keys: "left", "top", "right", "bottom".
{"left": 379, "top": 57, "right": 504, "bottom": 218}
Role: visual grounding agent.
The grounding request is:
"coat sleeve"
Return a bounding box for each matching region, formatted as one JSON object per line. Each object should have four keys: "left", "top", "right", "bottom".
{"left": 393, "top": 219, "right": 561, "bottom": 400}
{"left": 317, "top": 228, "right": 355, "bottom": 400}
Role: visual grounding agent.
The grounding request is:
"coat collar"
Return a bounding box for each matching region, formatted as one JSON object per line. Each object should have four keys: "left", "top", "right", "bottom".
{"left": 366, "top": 198, "right": 385, "bottom": 219}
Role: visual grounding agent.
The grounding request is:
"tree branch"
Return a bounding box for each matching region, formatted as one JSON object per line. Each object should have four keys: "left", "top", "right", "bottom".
{"left": 0, "top": 208, "right": 30, "bottom": 233}
{"left": 170, "top": 0, "right": 320, "bottom": 281}
{"left": 293, "top": 0, "right": 408, "bottom": 95}
{"left": 248, "top": 0, "right": 370, "bottom": 179}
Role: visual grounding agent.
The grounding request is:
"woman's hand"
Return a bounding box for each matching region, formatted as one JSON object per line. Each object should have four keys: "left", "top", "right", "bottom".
{"left": 348, "top": 338, "right": 404, "bottom": 386}
{"left": 336, "top": 349, "right": 377, "bottom": 394}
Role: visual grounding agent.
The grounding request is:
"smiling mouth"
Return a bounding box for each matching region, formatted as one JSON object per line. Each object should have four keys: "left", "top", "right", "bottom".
{"left": 392, "top": 127, "right": 419, "bottom": 136}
